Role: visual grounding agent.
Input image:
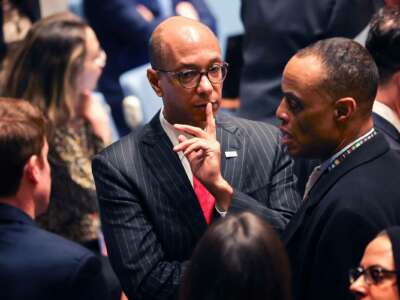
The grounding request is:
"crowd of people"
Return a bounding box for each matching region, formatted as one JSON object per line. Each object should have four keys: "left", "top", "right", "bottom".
{"left": 1, "top": 1, "right": 400, "bottom": 300}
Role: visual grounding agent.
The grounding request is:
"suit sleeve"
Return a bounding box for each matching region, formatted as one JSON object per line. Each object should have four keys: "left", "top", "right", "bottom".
{"left": 227, "top": 122, "right": 301, "bottom": 234}
{"left": 92, "top": 154, "right": 188, "bottom": 300}
{"left": 229, "top": 152, "right": 301, "bottom": 233}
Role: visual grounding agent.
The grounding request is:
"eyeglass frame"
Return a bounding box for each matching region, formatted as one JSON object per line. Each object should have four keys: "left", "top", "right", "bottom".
{"left": 349, "top": 265, "right": 397, "bottom": 286}
{"left": 154, "top": 62, "right": 229, "bottom": 89}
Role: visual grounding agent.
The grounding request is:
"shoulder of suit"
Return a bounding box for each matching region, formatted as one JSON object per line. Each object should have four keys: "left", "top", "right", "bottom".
{"left": 35, "top": 226, "right": 96, "bottom": 257}
{"left": 96, "top": 127, "right": 144, "bottom": 158}
{"left": 6, "top": 224, "right": 99, "bottom": 268}
{"left": 217, "top": 114, "right": 280, "bottom": 137}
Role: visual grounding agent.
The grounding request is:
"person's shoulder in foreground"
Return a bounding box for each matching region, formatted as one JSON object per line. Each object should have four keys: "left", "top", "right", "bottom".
{"left": 0, "top": 97, "right": 109, "bottom": 300}
{"left": 0, "top": 203, "right": 108, "bottom": 300}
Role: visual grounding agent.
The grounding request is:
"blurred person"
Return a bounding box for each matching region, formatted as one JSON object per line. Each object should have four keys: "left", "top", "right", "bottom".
{"left": 1, "top": 12, "right": 122, "bottom": 300}
{"left": 238, "top": 0, "right": 383, "bottom": 124}
{"left": 83, "top": 0, "right": 217, "bottom": 136}
{"left": 349, "top": 227, "right": 400, "bottom": 300}
{"left": 274, "top": 38, "right": 400, "bottom": 300}
{"left": 92, "top": 16, "right": 300, "bottom": 300}
{"left": 0, "top": 0, "right": 40, "bottom": 62}
{"left": 0, "top": 0, "right": 40, "bottom": 86}
{"left": 366, "top": 5, "right": 400, "bottom": 151}
{"left": 180, "top": 212, "right": 291, "bottom": 300}
{"left": 0, "top": 97, "right": 109, "bottom": 300}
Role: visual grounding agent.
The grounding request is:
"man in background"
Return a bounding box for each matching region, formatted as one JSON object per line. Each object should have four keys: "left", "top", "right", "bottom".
{"left": 238, "top": 0, "right": 383, "bottom": 123}
{"left": 366, "top": 5, "right": 400, "bottom": 150}
{"left": 0, "top": 98, "right": 109, "bottom": 300}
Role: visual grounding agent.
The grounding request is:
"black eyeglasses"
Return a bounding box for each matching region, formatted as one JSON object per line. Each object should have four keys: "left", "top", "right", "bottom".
{"left": 349, "top": 265, "right": 397, "bottom": 285}
{"left": 155, "top": 62, "right": 228, "bottom": 89}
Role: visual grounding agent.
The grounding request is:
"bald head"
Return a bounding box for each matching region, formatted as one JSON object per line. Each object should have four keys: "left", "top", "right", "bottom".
{"left": 149, "top": 16, "right": 220, "bottom": 69}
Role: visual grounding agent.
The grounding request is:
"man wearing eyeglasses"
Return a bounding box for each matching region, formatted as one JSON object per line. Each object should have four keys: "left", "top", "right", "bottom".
{"left": 92, "top": 16, "right": 301, "bottom": 300}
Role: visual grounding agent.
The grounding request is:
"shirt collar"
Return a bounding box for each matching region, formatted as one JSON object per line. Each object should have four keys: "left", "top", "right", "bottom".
{"left": 373, "top": 101, "right": 400, "bottom": 133}
{"left": 159, "top": 107, "right": 193, "bottom": 147}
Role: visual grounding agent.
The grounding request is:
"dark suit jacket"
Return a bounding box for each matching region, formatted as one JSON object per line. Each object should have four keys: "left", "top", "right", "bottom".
{"left": 0, "top": 204, "right": 109, "bottom": 300}
{"left": 283, "top": 133, "right": 400, "bottom": 300}
{"left": 373, "top": 112, "right": 400, "bottom": 151}
{"left": 238, "top": 0, "right": 383, "bottom": 122}
{"left": 92, "top": 112, "right": 301, "bottom": 300}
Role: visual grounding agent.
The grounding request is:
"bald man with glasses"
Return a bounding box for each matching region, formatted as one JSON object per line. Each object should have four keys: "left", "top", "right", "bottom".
{"left": 92, "top": 16, "right": 301, "bottom": 300}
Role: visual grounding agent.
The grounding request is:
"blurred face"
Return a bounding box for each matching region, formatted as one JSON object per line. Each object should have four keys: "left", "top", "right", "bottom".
{"left": 34, "top": 139, "right": 51, "bottom": 216}
{"left": 276, "top": 55, "right": 339, "bottom": 160}
{"left": 75, "top": 27, "right": 105, "bottom": 93}
{"left": 350, "top": 235, "right": 399, "bottom": 300}
{"left": 152, "top": 25, "right": 223, "bottom": 128}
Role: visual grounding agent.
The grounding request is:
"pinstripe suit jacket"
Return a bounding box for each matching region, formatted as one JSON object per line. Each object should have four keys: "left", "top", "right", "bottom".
{"left": 92, "top": 112, "right": 301, "bottom": 300}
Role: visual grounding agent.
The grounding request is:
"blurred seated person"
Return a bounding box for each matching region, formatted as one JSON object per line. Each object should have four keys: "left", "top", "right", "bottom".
{"left": 1, "top": 12, "right": 122, "bottom": 299}
{"left": 0, "top": 97, "right": 109, "bottom": 300}
{"left": 349, "top": 226, "right": 400, "bottom": 300}
{"left": 83, "top": 0, "right": 217, "bottom": 135}
{"left": 366, "top": 5, "right": 400, "bottom": 151}
{"left": 0, "top": 0, "right": 40, "bottom": 84}
{"left": 180, "top": 212, "right": 291, "bottom": 300}
{"left": 0, "top": 0, "right": 40, "bottom": 60}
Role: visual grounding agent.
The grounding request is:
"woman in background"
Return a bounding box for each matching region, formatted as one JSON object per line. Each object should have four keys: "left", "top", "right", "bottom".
{"left": 349, "top": 227, "right": 400, "bottom": 300}
{"left": 180, "top": 212, "right": 292, "bottom": 300}
{"left": 1, "top": 12, "right": 122, "bottom": 300}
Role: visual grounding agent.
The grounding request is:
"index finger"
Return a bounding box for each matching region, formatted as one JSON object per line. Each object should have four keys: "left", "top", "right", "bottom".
{"left": 205, "top": 102, "right": 216, "bottom": 139}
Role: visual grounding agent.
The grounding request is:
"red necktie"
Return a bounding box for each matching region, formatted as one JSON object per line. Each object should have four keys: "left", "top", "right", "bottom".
{"left": 193, "top": 176, "right": 216, "bottom": 224}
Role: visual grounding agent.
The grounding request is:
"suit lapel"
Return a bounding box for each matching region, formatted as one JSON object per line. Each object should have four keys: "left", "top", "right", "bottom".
{"left": 284, "top": 133, "right": 390, "bottom": 244}
{"left": 216, "top": 116, "right": 242, "bottom": 185}
{"left": 140, "top": 114, "right": 207, "bottom": 239}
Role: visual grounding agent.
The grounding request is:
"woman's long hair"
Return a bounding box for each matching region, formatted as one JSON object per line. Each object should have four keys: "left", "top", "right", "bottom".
{"left": 2, "top": 12, "right": 88, "bottom": 127}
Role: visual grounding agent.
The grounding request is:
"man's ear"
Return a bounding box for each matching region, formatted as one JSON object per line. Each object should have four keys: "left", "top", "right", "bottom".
{"left": 333, "top": 97, "right": 357, "bottom": 122}
{"left": 147, "top": 68, "right": 163, "bottom": 97}
{"left": 24, "top": 155, "right": 40, "bottom": 184}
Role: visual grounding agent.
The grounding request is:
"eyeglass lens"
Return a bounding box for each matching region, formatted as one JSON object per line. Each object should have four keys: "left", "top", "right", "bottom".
{"left": 178, "top": 64, "right": 227, "bottom": 88}
{"left": 349, "top": 266, "right": 396, "bottom": 285}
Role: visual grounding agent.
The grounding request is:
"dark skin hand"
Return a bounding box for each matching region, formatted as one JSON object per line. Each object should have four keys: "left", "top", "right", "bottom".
{"left": 173, "top": 103, "right": 233, "bottom": 211}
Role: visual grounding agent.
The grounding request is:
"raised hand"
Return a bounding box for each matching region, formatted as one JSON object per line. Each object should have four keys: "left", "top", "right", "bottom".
{"left": 174, "top": 103, "right": 233, "bottom": 210}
